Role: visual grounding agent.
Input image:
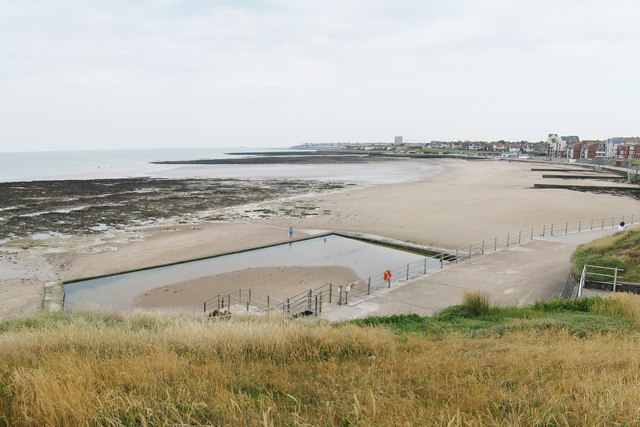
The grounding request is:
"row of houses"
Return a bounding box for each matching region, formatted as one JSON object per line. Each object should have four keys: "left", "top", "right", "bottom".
{"left": 429, "top": 141, "right": 547, "bottom": 153}
{"left": 547, "top": 134, "right": 640, "bottom": 160}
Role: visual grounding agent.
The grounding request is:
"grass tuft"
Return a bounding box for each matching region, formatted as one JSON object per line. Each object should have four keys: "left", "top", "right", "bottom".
{"left": 463, "top": 291, "right": 491, "bottom": 316}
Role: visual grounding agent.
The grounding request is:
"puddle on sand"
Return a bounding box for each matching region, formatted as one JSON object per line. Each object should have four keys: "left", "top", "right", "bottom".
{"left": 64, "top": 234, "right": 426, "bottom": 312}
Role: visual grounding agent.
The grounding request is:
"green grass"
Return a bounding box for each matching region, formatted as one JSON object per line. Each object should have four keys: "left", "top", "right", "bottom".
{"left": 572, "top": 229, "right": 640, "bottom": 281}
{"left": 352, "top": 296, "right": 635, "bottom": 337}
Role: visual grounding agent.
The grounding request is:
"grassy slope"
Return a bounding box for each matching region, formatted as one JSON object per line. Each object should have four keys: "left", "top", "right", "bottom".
{"left": 2, "top": 295, "right": 640, "bottom": 426}
{"left": 572, "top": 228, "right": 640, "bottom": 281}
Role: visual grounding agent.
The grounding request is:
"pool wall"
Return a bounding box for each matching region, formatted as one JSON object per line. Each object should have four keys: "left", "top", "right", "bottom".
{"left": 60, "top": 231, "right": 452, "bottom": 312}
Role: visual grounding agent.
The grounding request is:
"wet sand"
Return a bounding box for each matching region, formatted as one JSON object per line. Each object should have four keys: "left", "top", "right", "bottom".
{"left": 134, "top": 265, "right": 359, "bottom": 311}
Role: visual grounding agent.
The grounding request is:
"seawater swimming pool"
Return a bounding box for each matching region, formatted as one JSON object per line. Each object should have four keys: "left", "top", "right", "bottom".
{"left": 63, "top": 234, "right": 428, "bottom": 312}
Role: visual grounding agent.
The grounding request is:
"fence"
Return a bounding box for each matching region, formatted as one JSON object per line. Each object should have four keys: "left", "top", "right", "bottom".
{"left": 444, "top": 212, "right": 640, "bottom": 262}
{"left": 333, "top": 254, "right": 450, "bottom": 304}
{"left": 204, "top": 253, "right": 450, "bottom": 317}
{"left": 204, "top": 212, "right": 640, "bottom": 316}
{"left": 576, "top": 264, "right": 640, "bottom": 296}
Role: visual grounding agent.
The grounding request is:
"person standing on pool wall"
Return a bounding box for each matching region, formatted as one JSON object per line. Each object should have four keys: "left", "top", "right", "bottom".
{"left": 289, "top": 226, "right": 293, "bottom": 238}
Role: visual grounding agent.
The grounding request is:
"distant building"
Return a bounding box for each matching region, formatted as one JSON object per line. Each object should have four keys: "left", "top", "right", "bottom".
{"left": 547, "top": 134, "right": 580, "bottom": 158}
{"left": 394, "top": 136, "right": 403, "bottom": 144}
{"left": 579, "top": 140, "right": 602, "bottom": 159}
{"left": 617, "top": 141, "right": 640, "bottom": 159}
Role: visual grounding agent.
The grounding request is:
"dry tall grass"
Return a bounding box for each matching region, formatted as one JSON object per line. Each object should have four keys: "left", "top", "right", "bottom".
{"left": 593, "top": 292, "right": 640, "bottom": 327}
{"left": 2, "top": 310, "right": 640, "bottom": 425}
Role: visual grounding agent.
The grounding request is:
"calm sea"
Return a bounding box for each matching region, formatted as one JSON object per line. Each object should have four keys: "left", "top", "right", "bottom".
{"left": 0, "top": 148, "right": 442, "bottom": 184}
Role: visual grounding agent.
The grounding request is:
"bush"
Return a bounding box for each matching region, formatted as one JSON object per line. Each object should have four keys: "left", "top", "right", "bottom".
{"left": 532, "top": 297, "right": 602, "bottom": 312}
{"left": 463, "top": 291, "right": 491, "bottom": 317}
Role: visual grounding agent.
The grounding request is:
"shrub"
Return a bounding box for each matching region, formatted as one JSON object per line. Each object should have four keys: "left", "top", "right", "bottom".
{"left": 463, "top": 291, "right": 490, "bottom": 316}
{"left": 532, "top": 297, "right": 601, "bottom": 312}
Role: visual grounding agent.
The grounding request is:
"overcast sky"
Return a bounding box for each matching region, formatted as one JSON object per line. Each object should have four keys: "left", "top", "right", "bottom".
{"left": 1, "top": 0, "right": 640, "bottom": 152}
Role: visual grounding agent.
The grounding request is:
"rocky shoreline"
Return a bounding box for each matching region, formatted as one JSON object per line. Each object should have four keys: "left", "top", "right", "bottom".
{"left": 0, "top": 177, "right": 348, "bottom": 243}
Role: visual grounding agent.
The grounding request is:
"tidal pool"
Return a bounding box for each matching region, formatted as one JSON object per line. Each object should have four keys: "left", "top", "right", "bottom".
{"left": 64, "top": 234, "right": 428, "bottom": 312}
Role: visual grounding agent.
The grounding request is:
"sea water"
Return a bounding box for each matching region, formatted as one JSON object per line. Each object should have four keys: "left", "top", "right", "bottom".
{"left": 0, "top": 147, "right": 442, "bottom": 184}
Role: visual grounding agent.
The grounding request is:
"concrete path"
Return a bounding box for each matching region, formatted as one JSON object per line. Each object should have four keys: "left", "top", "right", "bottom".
{"left": 321, "top": 227, "right": 627, "bottom": 321}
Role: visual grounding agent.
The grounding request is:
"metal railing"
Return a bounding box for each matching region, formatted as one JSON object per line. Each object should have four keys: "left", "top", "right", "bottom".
{"left": 579, "top": 264, "right": 629, "bottom": 296}
{"left": 204, "top": 253, "right": 450, "bottom": 317}
{"left": 444, "top": 212, "right": 640, "bottom": 262}
{"left": 335, "top": 254, "right": 450, "bottom": 304}
{"left": 204, "top": 212, "right": 639, "bottom": 315}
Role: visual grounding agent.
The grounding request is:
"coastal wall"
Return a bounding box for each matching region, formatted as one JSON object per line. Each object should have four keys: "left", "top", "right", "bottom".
{"left": 561, "top": 271, "right": 580, "bottom": 299}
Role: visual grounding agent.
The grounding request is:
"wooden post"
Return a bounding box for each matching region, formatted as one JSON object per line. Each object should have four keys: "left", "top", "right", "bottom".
{"left": 578, "top": 221, "right": 581, "bottom": 232}
{"left": 613, "top": 268, "right": 618, "bottom": 292}
{"left": 602, "top": 218, "right": 605, "bottom": 229}
{"left": 217, "top": 297, "right": 220, "bottom": 312}
{"left": 308, "top": 289, "right": 312, "bottom": 311}
{"left": 506, "top": 234, "right": 510, "bottom": 247}
{"left": 314, "top": 295, "right": 318, "bottom": 316}
{"left": 468, "top": 244, "right": 472, "bottom": 259}
{"left": 338, "top": 287, "right": 342, "bottom": 305}
{"left": 440, "top": 253, "right": 443, "bottom": 269}
{"left": 406, "top": 264, "right": 409, "bottom": 280}
{"left": 248, "top": 289, "right": 251, "bottom": 306}
{"left": 424, "top": 258, "right": 427, "bottom": 274}
{"left": 368, "top": 277, "right": 371, "bottom": 295}
{"left": 565, "top": 222, "right": 568, "bottom": 233}
{"left": 456, "top": 248, "right": 459, "bottom": 263}
{"left": 591, "top": 219, "right": 593, "bottom": 230}
{"left": 494, "top": 237, "right": 497, "bottom": 251}
{"left": 482, "top": 241, "right": 485, "bottom": 254}
{"left": 518, "top": 231, "right": 521, "bottom": 244}
{"left": 542, "top": 225, "right": 545, "bottom": 237}
{"left": 329, "top": 283, "right": 332, "bottom": 303}
{"left": 204, "top": 301, "right": 206, "bottom": 313}
{"left": 246, "top": 301, "right": 249, "bottom": 311}
{"left": 267, "top": 295, "right": 270, "bottom": 309}
{"left": 531, "top": 228, "right": 534, "bottom": 240}
{"left": 551, "top": 223, "right": 554, "bottom": 235}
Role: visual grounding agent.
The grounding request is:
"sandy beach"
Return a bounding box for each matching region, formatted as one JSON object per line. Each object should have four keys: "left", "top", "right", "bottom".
{"left": 2, "top": 158, "right": 640, "bottom": 319}
{"left": 134, "top": 265, "right": 359, "bottom": 312}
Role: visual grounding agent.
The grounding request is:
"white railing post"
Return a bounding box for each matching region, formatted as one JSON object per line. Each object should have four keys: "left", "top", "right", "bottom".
{"left": 613, "top": 268, "right": 619, "bottom": 292}
{"left": 577, "top": 264, "right": 587, "bottom": 298}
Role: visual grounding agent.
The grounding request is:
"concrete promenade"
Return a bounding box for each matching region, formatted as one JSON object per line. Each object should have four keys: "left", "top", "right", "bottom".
{"left": 321, "top": 227, "right": 629, "bottom": 321}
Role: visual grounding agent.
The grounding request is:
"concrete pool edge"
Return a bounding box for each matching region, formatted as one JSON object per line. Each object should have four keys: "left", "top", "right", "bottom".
{"left": 59, "top": 231, "right": 453, "bottom": 313}
{"left": 62, "top": 232, "right": 334, "bottom": 285}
